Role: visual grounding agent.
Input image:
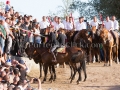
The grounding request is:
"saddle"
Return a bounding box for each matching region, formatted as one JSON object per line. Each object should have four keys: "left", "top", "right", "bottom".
{"left": 55, "top": 47, "right": 66, "bottom": 53}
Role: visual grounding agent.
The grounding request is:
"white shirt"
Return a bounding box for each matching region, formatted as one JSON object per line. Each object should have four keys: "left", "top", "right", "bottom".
{"left": 55, "top": 23, "right": 64, "bottom": 31}
{"left": 113, "top": 20, "right": 119, "bottom": 30}
{"left": 82, "top": 22, "right": 87, "bottom": 29}
{"left": 51, "top": 21, "right": 57, "bottom": 30}
{"left": 34, "top": 28, "right": 40, "bottom": 35}
{"left": 39, "top": 21, "right": 49, "bottom": 29}
{"left": 4, "top": 22, "right": 10, "bottom": 35}
{"left": 67, "top": 22, "right": 74, "bottom": 30}
{"left": 63, "top": 20, "right": 68, "bottom": 29}
{"left": 90, "top": 21, "right": 99, "bottom": 29}
{"left": 75, "top": 21, "right": 86, "bottom": 31}
{"left": 104, "top": 20, "right": 114, "bottom": 30}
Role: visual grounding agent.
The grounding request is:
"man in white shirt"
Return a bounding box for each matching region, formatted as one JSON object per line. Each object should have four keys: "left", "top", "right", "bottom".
{"left": 62, "top": 16, "right": 69, "bottom": 30}
{"left": 75, "top": 17, "right": 85, "bottom": 31}
{"left": 81, "top": 16, "right": 87, "bottom": 29}
{"left": 66, "top": 17, "right": 74, "bottom": 30}
{"left": 104, "top": 16, "right": 114, "bottom": 31}
{"left": 112, "top": 16, "right": 119, "bottom": 31}
{"left": 90, "top": 16, "right": 99, "bottom": 29}
{"left": 51, "top": 16, "right": 58, "bottom": 30}
{"left": 104, "top": 16, "right": 116, "bottom": 44}
{"left": 55, "top": 17, "right": 64, "bottom": 31}
{"left": 39, "top": 16, "right": 49, "bottom": 33}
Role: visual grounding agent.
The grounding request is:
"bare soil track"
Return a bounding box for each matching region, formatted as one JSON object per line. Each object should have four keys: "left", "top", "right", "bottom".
{"left": 28, "top": 62, "right": 120, "bottom": 90}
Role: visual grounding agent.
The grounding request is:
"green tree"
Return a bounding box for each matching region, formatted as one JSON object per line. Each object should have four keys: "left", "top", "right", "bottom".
{"left": 92, "top": 0, "right": 120, "bottom": 19}
{"left": 57, "top": 0, "right": 74, "bottom": 18}
{"left": 69, "top": 0, "right": 98, "bottom": 20}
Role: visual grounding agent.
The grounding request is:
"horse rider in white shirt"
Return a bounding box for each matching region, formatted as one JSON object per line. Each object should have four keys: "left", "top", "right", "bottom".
{"left": 55, "top": 17, "right": 64, "bottom": 31}
{"left": 112, "top": 16, "right": 119, "bottom": 31}
{"left": 66, "top": 17, "right": 75, "bottom": 30}
{"left": 104, "top": 16, "right": 116, "bottom": 44}
{"left": 51, "top": 16, "right": 58, "bottom": 30}
{"left": 90, "top": 16, "right": 99, "bottom": 29}
{"left": 81, "top": 16, "right": 87, "bottom": 29}
{"left": 63, "top": 16, "right": 69, "bottom": 30}
{"left": 39, "top": 16, "right": 50, "bottom": 34}
{"left": 71, "top": 17, "right": 85, "bottom": 42}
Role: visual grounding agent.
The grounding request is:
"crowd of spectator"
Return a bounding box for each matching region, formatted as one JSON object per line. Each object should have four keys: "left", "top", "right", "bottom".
{"left": 0, "top": 1, "right": 42, "bottom": 90}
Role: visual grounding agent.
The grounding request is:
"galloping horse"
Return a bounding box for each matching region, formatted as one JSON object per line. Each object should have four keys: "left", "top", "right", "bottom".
{"left": 100, "top": 28, "right": 119, "bottom": 66}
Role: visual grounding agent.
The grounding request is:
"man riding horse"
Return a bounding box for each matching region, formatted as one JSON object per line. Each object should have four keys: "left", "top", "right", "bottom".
{"left": 48, "top": 28, "right": 66, "bottom": 62}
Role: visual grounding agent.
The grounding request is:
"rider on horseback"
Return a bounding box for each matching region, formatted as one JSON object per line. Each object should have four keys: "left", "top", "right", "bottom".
{"left": 49, "top": 29, "right": 66, "bottom": 62}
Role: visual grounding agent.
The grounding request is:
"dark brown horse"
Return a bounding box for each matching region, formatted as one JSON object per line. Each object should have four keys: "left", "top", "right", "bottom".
{"left": 74, "top": 29, "right": 92, "bottom": 64}
{"left": 25, "top": 42, "right": 87, "bottom": 84}
{"left": 25, "top": 43, "right": 56, "bottom": 81}
{"left": 91, "top": 26, "right": 102, "bottom": 63}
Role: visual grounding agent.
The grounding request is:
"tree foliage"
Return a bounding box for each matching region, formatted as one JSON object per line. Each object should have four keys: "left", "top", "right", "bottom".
{"left": 92, "top": 0, "right": 120, "bottom": 19}
{"left": 69, "top": 0, "right": 98, "bottom": 20}
{"left": 57, "top": 0, "right": 73, "bottom": 17}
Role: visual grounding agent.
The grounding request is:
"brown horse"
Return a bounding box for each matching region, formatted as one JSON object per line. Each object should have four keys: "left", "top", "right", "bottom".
{"left": 25, "top": 42, "right": 87, "bottom": 84}
{"left": 74, "top": 29, "right": 92, "bottom": 64}
{"left": 100, "top": 28, "right": 119, "bottom": 66}
{"left": 91, "top": 26, "right": 102, "bottom": 63}
{"left": 25, "top": 43, "right": 56, "bottom": 81}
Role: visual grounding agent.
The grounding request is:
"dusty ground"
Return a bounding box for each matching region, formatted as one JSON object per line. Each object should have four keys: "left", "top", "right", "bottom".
{"left": 28, "top": 62, "right": 120, "bottom": 90}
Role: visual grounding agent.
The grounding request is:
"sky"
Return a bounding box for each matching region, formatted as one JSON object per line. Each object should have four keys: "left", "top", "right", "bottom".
{"left": 0, "top": 0, "right": 88, "bottom": 21}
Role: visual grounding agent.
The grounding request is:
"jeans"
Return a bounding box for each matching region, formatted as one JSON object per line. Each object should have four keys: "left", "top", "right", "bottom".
{"left": 0, "top": 37, "right": 5, "bottom": 54}
{"left": 34, "top": 36, "right": 41, "bottom": 44}
{"left": 51, "top": 45, "right": 59, "bottom": 52}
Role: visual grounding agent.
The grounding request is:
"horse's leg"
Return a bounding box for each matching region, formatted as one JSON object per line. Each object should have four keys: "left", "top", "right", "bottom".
{"left": 109, "top": 47, "right": 112, "bottom": 66}
{"left": 77, "top": 68, "right": 82, "bottom": 84}
{"left": 52, "top": 65, "right": 56, "bottom": 81}
{"left": 116, "top": 45, "right": 119, "bottom": 64}
{"left": 103, "top": 47, "right": 107, "bottom": 66}
{"left": 69, "top": 64, "right": 73, "bottom": 79}
{"left": 82, "top": 60, "right": 87, "bottom": 81}
{"left": 63, "top": 62, "right": 66, "bottom": 68}
{"left": 70, "top": 65, "right": 77, "bottom": 83}
{"left": 42, "top": 64, "right": 48, "bottom": 83}
{"left": 39, "top": 62, "right": 42, "bottom": 78}
{"left": 49, "top": 66, "right": 54, "bottom": 83}
{"left": 49, "top": 66, "right": 52, "bottom": 81}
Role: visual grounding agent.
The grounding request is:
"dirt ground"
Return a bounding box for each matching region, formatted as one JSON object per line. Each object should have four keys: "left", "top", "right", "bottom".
{"left": 28, "top": 62, "right": 120, "bottom": 90}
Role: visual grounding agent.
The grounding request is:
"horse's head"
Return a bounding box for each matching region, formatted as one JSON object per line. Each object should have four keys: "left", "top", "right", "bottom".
{"left": 25, "top": 42, "right": 36, "bottom": 60}
{"left": 75, "top": 30, "right": 92, "bottom": 45}
{"left": 100, "top": 28, "right": 109, "bottom": 44}
{"left": 66, "top": 30, "right": 74, "bottom": 42}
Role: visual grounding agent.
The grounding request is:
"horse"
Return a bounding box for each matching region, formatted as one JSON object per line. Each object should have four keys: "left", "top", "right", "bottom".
{"left": 99, "top": 28, "right": 119, "bottom": 66}
{"left": 25, "top": 43, "right": 56, "bottom": 80}
{"left": 69, "top": 48, "right": 87, "bottom": 84}
{"left": 91, "top": 26, "right": 102, "bottom": 63}
{"left": 25, "top": 42, "right": 87, "bottom": 84}
{"left": 74, "top": 29, "right": 92, "bottom": 64}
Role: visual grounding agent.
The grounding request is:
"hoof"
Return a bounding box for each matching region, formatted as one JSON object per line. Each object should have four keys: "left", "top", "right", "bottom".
{"left": 41, "top": 81, "right": 44, "bottom": 84}
{"left": 70, "top": 80, "right": 72, "bottom": 83}
{"left": 49, "top": 78, "right": 52, "bottom": 81}
{"left": 77, "top": 81, "right": 80, "bottom": 84}
{"left": 50, "top": 80, "right": 53, "bottom": 83}
{"left": 84, "top": 79, "right": 86, "bottom": 82}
